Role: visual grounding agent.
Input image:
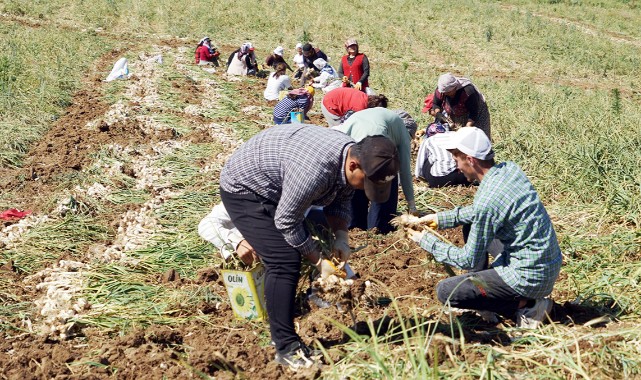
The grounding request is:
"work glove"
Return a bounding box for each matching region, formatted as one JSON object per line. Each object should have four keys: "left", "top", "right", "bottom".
{"left": 354, "top": 82, "right": 362, "bottom": 91}
{"left": 407, "top": 229, "right": 424, "bottom": 244}
{"left": 332, "top": 230, "right": 351, "bottom": 262}
{"left": 419, "top": 213, "right": 438, "bottom": 229}
{"left": 314, "top": 257, "right": 337, "bottom": 279}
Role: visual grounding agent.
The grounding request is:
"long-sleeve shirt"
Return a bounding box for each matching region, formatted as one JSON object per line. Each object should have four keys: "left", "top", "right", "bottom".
{"left": 220, "top": 124, "right": 355, "bottom": 256}
{"left": 419, "top": 161, "right": 562, "bottom": 299}
{"left": 337, "top": 54, "right": 370, "bottom": 85}
{"left": 334, "top": 107, "right": 415, "bottom": 205}
{"left": 303, "top": 49, "right": 328, "bottom": 70}
{"left": 198, "top": 203, "right": 244, "bottom": 260}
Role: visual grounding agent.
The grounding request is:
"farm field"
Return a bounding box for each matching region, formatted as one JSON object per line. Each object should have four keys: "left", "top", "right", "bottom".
{"left": 1, "top": 0, "right": 640, "bottom": 379}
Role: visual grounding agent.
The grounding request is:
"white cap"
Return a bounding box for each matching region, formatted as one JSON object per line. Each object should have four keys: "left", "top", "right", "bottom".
{"left": 433, "top": 127, "right": 494, "bottom": 160}
{"left": 273, "top": 46, "right": 284, "bottom": 56}
{"left": 295, "top": 42, "right": 303, "bottom": 49}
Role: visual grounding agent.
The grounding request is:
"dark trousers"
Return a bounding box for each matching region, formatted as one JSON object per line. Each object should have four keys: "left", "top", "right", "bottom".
{"left": 436, "top": 223, "right": 521, "bottom": 317}
{"left": 350, "top": 176, "right": 398, "bottom": 234}
{"left": 423, "top": 161, "right": 471, "bottom": 188}
{"left": 220, "top": 190, "right": 302, "bottom": 352}
{"left": 436, "top": 269, "right": 524, "bottom": 318}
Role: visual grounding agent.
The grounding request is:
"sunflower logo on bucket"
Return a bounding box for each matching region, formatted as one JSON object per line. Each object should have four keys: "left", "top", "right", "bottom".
{"left": 231, "top": 287, "right": 256, "bottom": 318}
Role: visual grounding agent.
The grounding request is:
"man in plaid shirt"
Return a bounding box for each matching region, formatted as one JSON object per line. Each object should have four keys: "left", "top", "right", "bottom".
{"left": 220, "top": 124, "right": 399, "bottom": 369}
{"left": 409, "top": 127, "right": 562, "bottom": 329}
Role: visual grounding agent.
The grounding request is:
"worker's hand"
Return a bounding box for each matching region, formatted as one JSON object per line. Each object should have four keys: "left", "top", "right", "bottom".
{"left": 236, "top": 240, "right": 259, "bottom": 266}
{"left": 419, "top": 214, "right": 438, "bottom": 229}
{"left": 407, "top": 229, "right": 424, "bottom": 244}
{"left": 315, "top": 258, "right": 337, "bottom": 279}
{"left": 354, "top": 82, "right": 362, "bottom": 91}
{"left": 342, "top": 76, "right": 349, "bottom": 83}
{"left": 332, "top": 230, "right": 351, "bottom": 262}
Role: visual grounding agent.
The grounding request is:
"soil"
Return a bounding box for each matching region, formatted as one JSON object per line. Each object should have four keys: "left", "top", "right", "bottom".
{"left": 0, "top": 40, "right": 619, "bottom": 380}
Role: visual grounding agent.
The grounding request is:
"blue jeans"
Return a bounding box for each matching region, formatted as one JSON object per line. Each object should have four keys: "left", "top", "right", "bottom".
{"left": 350, "top": 176, "right": 399, "bottom": 234}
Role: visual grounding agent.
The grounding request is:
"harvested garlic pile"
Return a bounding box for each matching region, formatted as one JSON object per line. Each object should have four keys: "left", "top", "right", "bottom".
{"left": 26, "top": 260, "right": 91, "bottom": 340}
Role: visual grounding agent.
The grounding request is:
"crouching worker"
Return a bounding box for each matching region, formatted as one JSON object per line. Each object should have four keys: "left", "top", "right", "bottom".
{"left": 409, "top": 127, "right": 562, "bottom": 328}
{"left": 198, "top": 202, "right": 259, "bottom": 266}
{"left": 219, "top": 124, "right": 399, "bottom": 369}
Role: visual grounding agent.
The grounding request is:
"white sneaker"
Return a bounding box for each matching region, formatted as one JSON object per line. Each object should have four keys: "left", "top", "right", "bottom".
{"left": 516, "top": 298, "right": 553, "bottom": 329}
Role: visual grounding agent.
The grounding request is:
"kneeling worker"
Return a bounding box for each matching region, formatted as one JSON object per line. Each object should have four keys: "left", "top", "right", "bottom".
{"left": 409, "top": 127, "right": 562, "bottom": 328}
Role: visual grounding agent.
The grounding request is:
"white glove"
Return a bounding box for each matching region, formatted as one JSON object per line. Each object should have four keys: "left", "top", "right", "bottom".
{"left": 419, "top": 213, "right": 438, "bottom": 229}
{"left": 407, "top": 229, "right": 424, "bottom": 244}
{"left": 332, "top": 230, "right": 351, "bottom": 262}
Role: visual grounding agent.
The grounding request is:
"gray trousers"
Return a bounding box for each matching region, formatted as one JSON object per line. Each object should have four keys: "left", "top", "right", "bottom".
{"left": 321, "top": 102, "right": 342, "bottom": 127}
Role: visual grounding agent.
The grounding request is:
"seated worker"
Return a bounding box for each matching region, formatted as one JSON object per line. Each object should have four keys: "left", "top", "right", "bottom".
{"left": 337, "top": 38, "right": 370, "bottom": 93}
{"left": 310, "top": 58, "right": 341, "bottom": 93}
{"left": 226, "top": 42, "right": 258, "bottom": 76}
{"left": 429, "top": 73, "right": 491, "bottom": 139}
{"left": 321, "top": 87, "right": 388, "bottom": 127}
{"left": 194, "top": 36, "right": 221, "bottom": 66}
{"left": 300, "top": 43, "right": 328, "bottom": 85}
{"left": 409, "top": 127, "right": 562, "bottom": 328}
{"left": 272, "top": 86, "right": 315, "bottom": 124}
{"left": 264, "top": 62, "right": 293, "bottom": 101}
{"left": 265, "top": 46, "right": 294, "bottom": 71}
{"left": 415, "top": 122, "right": 472, "bottom": 187}
{"left": 198, "top": 202, "right": 259, "bottom": 266}
{"left": 334, "top": 107, "right": 417, "bottom": 233}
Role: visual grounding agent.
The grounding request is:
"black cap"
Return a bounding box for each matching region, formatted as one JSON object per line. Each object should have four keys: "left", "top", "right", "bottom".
{"left": 302, "top": 43, "right": 313, "bottom": 52}
{"left": 358, "top": 136, "right": 400, "bottom": 203}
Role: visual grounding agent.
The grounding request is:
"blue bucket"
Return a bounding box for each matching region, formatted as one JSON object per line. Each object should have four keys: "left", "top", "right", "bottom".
{"left": 290, "top": 111, "right": 303, "bottom": 123}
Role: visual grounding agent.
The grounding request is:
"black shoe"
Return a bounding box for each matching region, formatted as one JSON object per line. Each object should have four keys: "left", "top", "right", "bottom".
{"left": 274, "top": 341, "right": 322, "bottom": 370}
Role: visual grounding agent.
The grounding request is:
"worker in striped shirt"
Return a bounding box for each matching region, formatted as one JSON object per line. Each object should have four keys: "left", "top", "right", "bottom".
{"left": 409, "top": 127, "right": 562, "bottom": 329}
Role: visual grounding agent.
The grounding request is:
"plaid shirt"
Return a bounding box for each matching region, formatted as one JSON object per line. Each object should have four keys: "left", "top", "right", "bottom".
{"left": 419, "top": 161, "right": 562, "bottom": 299}
{"left": 220, "top": 124, "right": 355, "bottom": 256}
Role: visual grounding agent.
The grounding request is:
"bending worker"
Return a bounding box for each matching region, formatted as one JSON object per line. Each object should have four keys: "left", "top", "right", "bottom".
{"left": 219, "top": 124, "right": 399, "bottom": 369}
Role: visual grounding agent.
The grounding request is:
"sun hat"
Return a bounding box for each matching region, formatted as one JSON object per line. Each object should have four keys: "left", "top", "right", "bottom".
{"left": 357, "top": 136, "right": 400, "bottom": 203}
{"left": 273, "top": 46, "right": 284, "bottom": 56}
{"left": 432, "top": 127, "right": 494, "bottom": 160}
{"left": 437, "top": 73, "right": 458, "bottom": 93}
{"left": 245, "top": 42, "right": 254, "bottom": 51}
{"left": 295, "top": 42, "right": 303, "bottom": 49}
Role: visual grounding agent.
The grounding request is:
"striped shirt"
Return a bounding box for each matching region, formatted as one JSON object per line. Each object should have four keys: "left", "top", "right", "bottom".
{"left": 220, "top": 124, "right": 355, "bottom": 256}
{"left": 273, "top": 96, "right": 310, "bottom": 121}
{"left": 415, "top": 136, "right": 457, "bottom": 178}
{"left": 419, "top": 161, "right": 562, "bottom": 299}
